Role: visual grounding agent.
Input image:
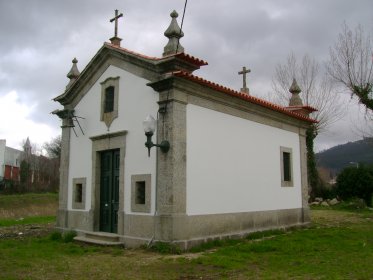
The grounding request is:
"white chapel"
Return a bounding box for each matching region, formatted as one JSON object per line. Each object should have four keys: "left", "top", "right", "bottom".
{"left": 53, "top": 10, "right": 317, "bottom": 249}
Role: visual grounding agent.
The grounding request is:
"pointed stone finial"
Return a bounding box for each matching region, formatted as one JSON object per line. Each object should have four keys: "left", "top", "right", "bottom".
{"left": 66, "top": 58, "right": 80, "bottom": 89}
{"left": 289, "top": 78, "right": 303, "bottom": 106}
{"left": 163, "top": 10, "right": 184, "bottom": 56}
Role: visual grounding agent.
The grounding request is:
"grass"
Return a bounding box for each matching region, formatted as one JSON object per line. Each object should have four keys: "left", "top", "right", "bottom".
{"left": 0, "top": 192, "right": 58, "bottom": 208}
{"left": 0, "top": 208, "right": 372, "bottom": 279}
{"left": 0, "top": 216, "right": 55, "bottom": 227}
{"left": 0, "top": 192, "right": 58, "bottom": 219}
{"left": 1, "top": 194, "right": 373, "bottom": 279}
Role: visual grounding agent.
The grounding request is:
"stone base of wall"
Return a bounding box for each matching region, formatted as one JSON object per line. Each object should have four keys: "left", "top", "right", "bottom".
{"left": 57, "top": 207, "right": 310, "bottom": 250}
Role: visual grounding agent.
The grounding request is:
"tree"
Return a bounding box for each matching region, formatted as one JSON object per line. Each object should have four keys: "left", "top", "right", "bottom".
{"left": 271, "top": 53, "right": 345, "bottom": 133}
{"left": 43, "top": 135, "right": 62, "bottom": 159}
{"left": 327, "top": 23, "right": 373, "bottom": 111}
{"left": 336, "top": 165, "right": 373, "bottom": 206}
{"left": 271, "top": 53, "right": 345, "bottom": 199}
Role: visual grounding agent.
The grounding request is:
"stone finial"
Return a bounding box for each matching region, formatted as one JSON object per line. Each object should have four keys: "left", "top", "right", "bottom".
{"left": 66, "top": 58, "right": 80, "bottom": 89}
{"left": 163, "top": 10, "right": 184, "bottom": 56}
{"left": 289, "top": 78, "right": 303, "bottom": 106}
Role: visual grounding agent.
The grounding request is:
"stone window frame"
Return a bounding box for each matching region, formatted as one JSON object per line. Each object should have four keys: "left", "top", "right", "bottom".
{"left": 280, "top": 147, "right": 294, "bottom": 187}
{"left": 131, "top": 174, "right": 151, "bottom": 213}
{"left": 72, "top": 177, "right": 86, "bottom": 209}
{"left": 100, "top": 76, "right": 120, "bottom": 128}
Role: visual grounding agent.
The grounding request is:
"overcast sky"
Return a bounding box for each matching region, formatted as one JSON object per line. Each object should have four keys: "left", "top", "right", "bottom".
{"left": 0, "top": 0, "right": 372, "bottom": 152}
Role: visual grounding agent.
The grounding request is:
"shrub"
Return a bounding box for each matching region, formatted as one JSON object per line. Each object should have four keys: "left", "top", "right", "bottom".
{"left": 336, "top": 165, "right": 373, "bottom": 206}
{"left": 62, "top": 231, "right": 77, "bottom": 243}
{"left": 49, "top": 231, "right": 77, "bottom": 243}
{"left": 50, "top": 231, "right": 63, "bottom": 241}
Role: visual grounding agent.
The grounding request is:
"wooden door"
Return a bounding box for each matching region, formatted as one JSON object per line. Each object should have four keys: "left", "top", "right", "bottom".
{"left": 99, "top": 149, "right": 120, "bottom": 233}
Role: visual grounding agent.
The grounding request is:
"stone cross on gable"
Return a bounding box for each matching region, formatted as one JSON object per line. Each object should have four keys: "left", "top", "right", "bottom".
{"left": 110, "top": 9, "right": 123, "bottom": 38}
{"left": 238, "top": 66, "right": 251, "bottom": 94}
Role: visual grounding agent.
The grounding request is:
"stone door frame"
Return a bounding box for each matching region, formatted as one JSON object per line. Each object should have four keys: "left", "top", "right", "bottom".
{"left": 90, "top": 131, "right": 127, "bottom": 234}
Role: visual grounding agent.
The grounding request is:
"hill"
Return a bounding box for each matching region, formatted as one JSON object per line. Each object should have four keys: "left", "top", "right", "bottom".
{"left": 316, "top": 138, "right": 373, "bottom": 173}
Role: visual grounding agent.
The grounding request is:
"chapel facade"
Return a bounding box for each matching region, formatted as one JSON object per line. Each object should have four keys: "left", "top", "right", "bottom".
{"left": 53, "top": 10, "right": 316, "bottom": 249}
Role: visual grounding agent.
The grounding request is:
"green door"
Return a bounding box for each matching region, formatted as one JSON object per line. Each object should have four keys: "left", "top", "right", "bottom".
{"left": 99, "top": 149, "right": 120, "bottom": 233}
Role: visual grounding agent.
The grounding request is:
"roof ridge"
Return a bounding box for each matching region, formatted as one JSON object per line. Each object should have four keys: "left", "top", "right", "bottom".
{"left": 104, "top": 42, "right": 208, "bottom": 66}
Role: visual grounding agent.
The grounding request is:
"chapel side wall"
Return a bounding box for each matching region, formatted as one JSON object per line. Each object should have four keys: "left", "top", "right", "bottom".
{"left": 186, "top": 104, "right": 302, "bottom": 215}
{"left": 65, "top": 65, "right": 158, "bottom": 231}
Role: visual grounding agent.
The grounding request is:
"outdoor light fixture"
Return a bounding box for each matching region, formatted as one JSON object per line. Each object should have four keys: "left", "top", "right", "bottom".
{"left": 143, "top": 115, "right": 170, "bottom": 157}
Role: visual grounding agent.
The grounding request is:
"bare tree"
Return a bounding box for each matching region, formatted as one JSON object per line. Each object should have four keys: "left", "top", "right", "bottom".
{"left": 271, "top": 53, "right": 345, "bottom": 134}
{"left": 43, "top": 135, "right": 61, "bottom": 159}
{"left": 327, "top": 22, "right": 373, "bottom": 111}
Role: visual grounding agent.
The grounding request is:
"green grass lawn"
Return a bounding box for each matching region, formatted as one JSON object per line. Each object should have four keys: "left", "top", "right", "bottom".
{"left": 0, "top": 192, "right": 58, "bottom": 219}
{"left": 0, "top": 216, "right": 55, "bottom": 227}
{"left": 0, "top": 208, "right": 372, "bottom": 279}
{"left": 0, "top": 192, "right": 58, "bottom": 209}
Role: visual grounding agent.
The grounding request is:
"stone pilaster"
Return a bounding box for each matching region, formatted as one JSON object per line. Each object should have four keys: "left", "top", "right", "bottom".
{"left": 299, "top": 128, "right": 310, "bottom": 223}
{"left": 56, "top": 117, "right": 71, "bottom": 228}
{"left": 155, "top": 88, "right": 188, "bottom": 241}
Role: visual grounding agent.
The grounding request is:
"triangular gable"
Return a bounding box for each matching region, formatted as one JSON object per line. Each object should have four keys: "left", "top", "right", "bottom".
{"left": 54, "top": 43, "right": 207, "bottom": 107}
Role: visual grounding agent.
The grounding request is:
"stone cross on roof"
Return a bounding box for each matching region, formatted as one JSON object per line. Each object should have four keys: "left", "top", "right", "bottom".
{"left": 238, "top": 66, "right": 251, "bottom": 94}
{"left": 109, "top": 9, "right": 123, "bottom": 46}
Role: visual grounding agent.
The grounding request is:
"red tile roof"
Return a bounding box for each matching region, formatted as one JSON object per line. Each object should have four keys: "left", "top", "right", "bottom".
{"left": 165, "top": 52, "right": 208, "bottom": 66}
{"left": 87, "top": 43, "right": 316, "bottom": 124}
{"left": 172, "top": 71, "right": 318, "bottom": 123}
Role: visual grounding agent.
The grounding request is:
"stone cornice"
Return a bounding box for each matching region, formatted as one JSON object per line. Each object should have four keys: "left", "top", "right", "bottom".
{"left": 148, "top": 75, "right": 313, "bottom": 131}
{"left": 89, "top": 130, "right": 128, "bottom": 141}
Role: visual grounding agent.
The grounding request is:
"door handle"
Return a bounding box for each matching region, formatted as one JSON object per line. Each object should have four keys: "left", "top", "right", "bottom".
{"left": 105, "top": 204, "right": 108, "bottom": 207}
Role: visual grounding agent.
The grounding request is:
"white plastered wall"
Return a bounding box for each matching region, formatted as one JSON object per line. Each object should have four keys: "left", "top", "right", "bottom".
{"left": 186, "top": 104, "right": 302, "bottom": 215}
{"left": 67, "top": 65, "right": 158, "bottom": 214}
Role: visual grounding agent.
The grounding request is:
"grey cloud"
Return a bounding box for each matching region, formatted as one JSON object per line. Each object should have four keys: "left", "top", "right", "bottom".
{"left": 0, "top": 0, "right": 372, "bottom": 148}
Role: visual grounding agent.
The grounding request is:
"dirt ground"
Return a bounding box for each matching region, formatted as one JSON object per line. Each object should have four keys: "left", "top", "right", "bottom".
{"left": 0, "top": 222, "right": 55, "bottom": 239}
{"left": 0, "top": 202, "right": 57, "bottom": 219}
{"left": 0, "top": 193, "right": 57, "bottom": 239}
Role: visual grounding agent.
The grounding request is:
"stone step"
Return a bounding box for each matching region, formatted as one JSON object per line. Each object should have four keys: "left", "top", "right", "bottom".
{"left": 74, "top": 236, "right": 123, "bottom": 246}
{"left": 74, "top": 230, "right": 123, "bottom": 246}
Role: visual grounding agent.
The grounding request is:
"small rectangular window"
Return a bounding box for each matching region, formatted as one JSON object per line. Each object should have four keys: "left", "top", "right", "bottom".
{"left": 135, "top": 181, "right": 146, "bottom": 205}
{"left": 104, "top": 86, "right": 114, "bottom": 113}
{"left": 72, "top": 177, "right": 86, "bottom": 209}
{"left": 131, "top": 174, "right": 151, "bottom": 213}
{"left": 280, "top": 147, "right": 293, "bottom": 187}
{"left": 283, "top": 152, "right": 291, "bottom": 182}
{"left": 75, "top": 183, "right": 83, "bottom": 203}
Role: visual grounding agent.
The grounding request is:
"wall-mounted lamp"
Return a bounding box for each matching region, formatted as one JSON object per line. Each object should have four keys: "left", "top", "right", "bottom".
{"left": 143, "top": 115, "right": 170, "bottom": 157}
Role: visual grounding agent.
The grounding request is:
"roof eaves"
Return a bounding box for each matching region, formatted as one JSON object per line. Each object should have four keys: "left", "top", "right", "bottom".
{"left": 173, "top": 71, "right": 318, "bottom": 123}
